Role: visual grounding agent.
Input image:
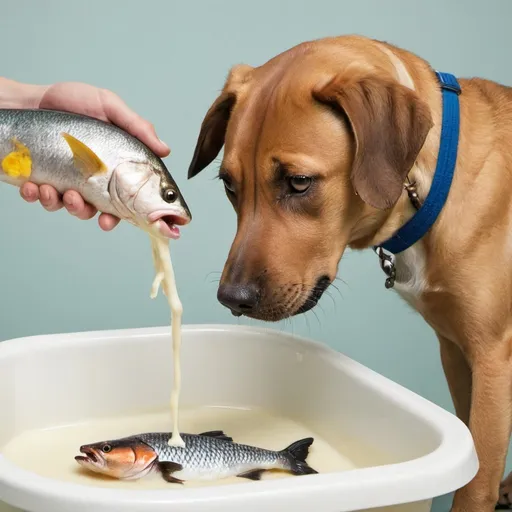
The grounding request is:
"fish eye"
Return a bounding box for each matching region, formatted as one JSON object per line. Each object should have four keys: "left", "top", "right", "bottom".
{"left": 289, "top": 175, "right": 312, "bottom": 193}
{"left": 163, "top": 189, "right": 177, "bottom": 203}
{"left": 102, "top": 444, "right": 112, "bottom": 453}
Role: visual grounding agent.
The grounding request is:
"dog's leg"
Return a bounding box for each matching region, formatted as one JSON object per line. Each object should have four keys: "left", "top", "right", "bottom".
{"left": 451, "top": 349, "right": 512, "bottom": 512}
{"left": 438, "top": 335, "right": 472, "bottom": 426}
{"left": 498, "top": 471, "right": 512, "bottom": 508}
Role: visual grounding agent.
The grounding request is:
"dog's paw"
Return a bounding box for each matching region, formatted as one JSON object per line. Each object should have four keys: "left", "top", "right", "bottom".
{"left": 497, "top": 472, "right": 512, "bottom": 509}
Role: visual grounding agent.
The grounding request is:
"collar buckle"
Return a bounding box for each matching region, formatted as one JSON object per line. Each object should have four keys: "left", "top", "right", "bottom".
{"left": 436, "top": 70, "right": 462, "bottom": 95}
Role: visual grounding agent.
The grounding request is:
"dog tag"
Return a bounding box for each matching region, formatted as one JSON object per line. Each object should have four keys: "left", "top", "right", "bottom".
{"left": 375, "top": 247, "right": 396, "bottom": 289}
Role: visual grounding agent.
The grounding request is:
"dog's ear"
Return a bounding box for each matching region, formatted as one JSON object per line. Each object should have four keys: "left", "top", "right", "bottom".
{"left": 188, "top": 65, "right": 253, "bottom": 179}
{"left": 187, "top": 92, "right": 235, "bottom": 178}
{"left": 312, "top": 75, "right": 433, "bottom": 210}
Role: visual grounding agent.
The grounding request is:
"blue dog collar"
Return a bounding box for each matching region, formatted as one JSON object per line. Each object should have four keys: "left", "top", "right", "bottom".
{"left": 374, "top": 71, "right": 461, "bottom": 288}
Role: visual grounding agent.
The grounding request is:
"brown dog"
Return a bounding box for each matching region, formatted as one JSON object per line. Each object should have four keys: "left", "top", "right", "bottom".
{"left": 187, "top": 34, "right": 512, "bottom": 511}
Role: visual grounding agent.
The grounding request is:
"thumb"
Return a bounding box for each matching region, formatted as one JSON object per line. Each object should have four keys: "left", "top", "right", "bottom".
{"left": 100, "top": 89, "right": 170, "bottom": 158}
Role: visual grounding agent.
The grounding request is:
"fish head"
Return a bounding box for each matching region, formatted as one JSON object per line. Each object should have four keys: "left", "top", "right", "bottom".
{"left": 109, "top": 159, "right": 192, "bottom": 239}
{"left": 75, "top": 437, "right": 158, "bottom": 480}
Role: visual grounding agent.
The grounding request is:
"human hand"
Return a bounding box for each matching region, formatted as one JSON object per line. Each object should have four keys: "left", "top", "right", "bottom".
{"left": 11, "top": 81, "right": 170, "bottom": 231}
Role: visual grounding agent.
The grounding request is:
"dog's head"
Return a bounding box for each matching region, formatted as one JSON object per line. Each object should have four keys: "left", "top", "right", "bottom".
{"left": 188, "top": 37, "right": 433, "bottom": 321}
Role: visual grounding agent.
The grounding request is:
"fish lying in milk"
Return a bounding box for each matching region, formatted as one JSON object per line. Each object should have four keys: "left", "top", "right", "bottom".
{"left": 0, "top": 109, "right": 191, "bottom": 237}
{"left": 75, "top": 430, "right": 318, "bottom": 482}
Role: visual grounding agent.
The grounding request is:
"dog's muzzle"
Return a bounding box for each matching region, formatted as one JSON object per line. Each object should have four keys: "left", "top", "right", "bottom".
{"left": 295, "top": 276, "right": 331, "bottom": 315}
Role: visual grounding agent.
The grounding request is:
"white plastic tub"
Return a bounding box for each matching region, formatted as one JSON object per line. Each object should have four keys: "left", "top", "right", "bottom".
{"left": 0, "top": 325, "right": 477, "bottom": 512}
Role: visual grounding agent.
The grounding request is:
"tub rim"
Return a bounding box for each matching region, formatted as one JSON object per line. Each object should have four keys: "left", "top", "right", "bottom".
{"left": 0, "top": 324, "right": 478, "bottom": 512}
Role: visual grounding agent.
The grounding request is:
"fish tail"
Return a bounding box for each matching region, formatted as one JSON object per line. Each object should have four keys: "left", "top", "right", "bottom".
{"left": 280, "top": 437, "right": 318, "bottom": 476}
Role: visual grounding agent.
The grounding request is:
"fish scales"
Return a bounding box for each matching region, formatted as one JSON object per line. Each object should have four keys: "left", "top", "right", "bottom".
{"left": 0, "top": 109, "right": 151, "bottom": 191}
{"left": 139, "top": 433, "right": 281, "bottom": 471}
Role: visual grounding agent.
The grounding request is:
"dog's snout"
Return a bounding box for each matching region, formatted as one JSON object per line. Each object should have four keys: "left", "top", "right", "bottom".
{"left": 217, "top": 283, "right": 260, "bottom": 316}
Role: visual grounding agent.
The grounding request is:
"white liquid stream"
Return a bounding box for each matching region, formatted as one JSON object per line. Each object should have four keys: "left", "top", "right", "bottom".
{"left": 148, "top": 227, "right": 185, "bottom": 447}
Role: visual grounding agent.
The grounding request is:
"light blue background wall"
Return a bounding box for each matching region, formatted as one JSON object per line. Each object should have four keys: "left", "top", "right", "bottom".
{"left": 1, "top": 1, "right": 511, "bottom": 510}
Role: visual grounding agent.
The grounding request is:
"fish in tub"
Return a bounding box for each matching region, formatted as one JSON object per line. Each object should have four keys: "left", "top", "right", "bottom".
{"left": 75, "top": 430, "right": 318, "bottom": 483}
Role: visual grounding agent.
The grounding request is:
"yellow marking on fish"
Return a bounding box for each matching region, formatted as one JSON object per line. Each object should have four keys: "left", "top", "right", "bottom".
{"left": 1, "top": 139, "right": 32, "bottom": 178}
{"left": 61, "top": 132, "right": 107, "bottom": 179}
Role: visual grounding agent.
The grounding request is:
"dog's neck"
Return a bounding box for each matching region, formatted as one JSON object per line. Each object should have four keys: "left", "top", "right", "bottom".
{"left": 349, "top": 43, "right": 445, "bottom": 253}
{"left": 348, "top": 157, "right": 439, "bottom": 303}
{"left": 349, "top": 165, "right": 433, "bottom": 248}
{"left": 347, "top": 43, "right": 453, "bottom": 300}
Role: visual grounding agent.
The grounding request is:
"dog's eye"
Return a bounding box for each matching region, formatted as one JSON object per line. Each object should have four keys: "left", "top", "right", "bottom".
{"left": 222, "top": 178, "right": 235, "bottom": 194}
{"left": 289, "top": 175, "right": 312, "bottom": 193}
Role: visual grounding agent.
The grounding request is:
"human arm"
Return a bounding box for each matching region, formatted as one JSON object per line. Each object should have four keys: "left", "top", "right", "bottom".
{"left": 0, "top": 78, "right": 170, "bottom": 231}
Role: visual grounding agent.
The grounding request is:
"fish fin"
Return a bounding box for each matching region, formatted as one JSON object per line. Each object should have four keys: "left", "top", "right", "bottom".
{"left": 1, "top": 138, "right": 32, "bottom": 178}
{"left": 282, "top": 437, "right": 318, "bottom": 476}
{"left": 61, "top": 132, "right": 107, "bottom": 178}
{"left": 198, "top": 430, "right": 233, "bottom": 442}
{"left": 158, "top": 461, "right": 184, "bottom": 484}
{"left": 237, "top": 469, "right": 265, "bottom": 481}
{"left": 283, "top": 437, "right": 314, "bottom": 463}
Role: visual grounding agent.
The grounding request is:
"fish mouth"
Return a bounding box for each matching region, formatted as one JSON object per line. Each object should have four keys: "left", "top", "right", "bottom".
{"left": 75, "top": 447, "right": 105, "bottom": 469}
{"left": 148, "top": 211, "right": 190, "bottom": 240}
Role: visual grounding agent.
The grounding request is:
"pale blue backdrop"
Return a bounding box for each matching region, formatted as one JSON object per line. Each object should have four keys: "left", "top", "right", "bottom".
{"left": 1, "top": 1, "right": 510, "bottom": 510}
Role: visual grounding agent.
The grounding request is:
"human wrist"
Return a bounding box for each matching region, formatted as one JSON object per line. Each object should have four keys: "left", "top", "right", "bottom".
{"left": 0, "top": 77, "right": 48, "bottom": 109}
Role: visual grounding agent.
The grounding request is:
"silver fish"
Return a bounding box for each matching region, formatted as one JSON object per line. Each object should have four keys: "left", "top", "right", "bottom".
{"left": 0, "top": 109, "right": 191, "bottom": 238}
{"left": 75, "top": 430, "right": 318, "bottom": 482}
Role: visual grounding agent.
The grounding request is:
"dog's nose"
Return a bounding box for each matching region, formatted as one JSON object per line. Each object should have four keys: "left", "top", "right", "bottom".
{"left": 217, "top": 283, "right": 260, "bottom": 316}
